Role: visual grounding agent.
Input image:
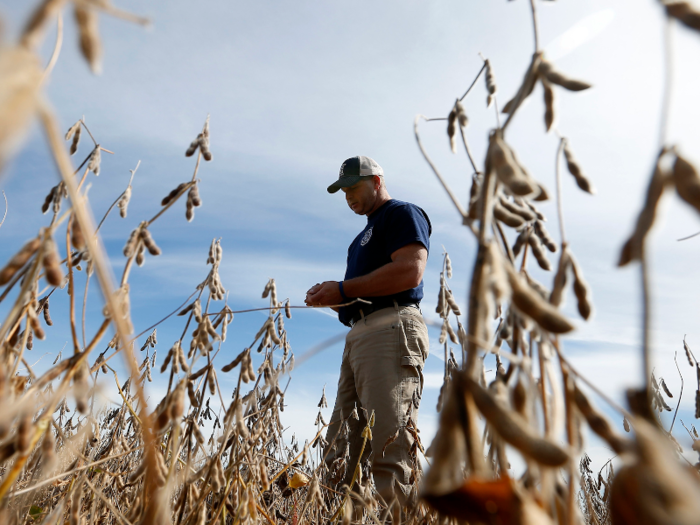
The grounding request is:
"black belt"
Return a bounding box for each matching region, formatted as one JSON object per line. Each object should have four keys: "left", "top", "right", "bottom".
{"left": 349, "top": 301, "right": 419, "bottom": 326}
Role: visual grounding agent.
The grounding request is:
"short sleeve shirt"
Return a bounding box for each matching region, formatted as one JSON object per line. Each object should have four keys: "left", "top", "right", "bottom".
{"left": 339, "top": 199, "right": 432, "bottom": 326}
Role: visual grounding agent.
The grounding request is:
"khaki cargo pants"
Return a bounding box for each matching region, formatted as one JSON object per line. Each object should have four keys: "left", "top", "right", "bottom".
{"left": 323, "top": 304, "right": 429, "bottom": 503}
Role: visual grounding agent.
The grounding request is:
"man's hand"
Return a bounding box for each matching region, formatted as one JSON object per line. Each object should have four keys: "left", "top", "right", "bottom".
{"left": 305, "top": 281, "right": 342, "bottom": 307}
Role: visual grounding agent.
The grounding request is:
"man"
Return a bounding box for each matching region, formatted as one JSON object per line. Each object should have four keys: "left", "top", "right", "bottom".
{"left": 305, "top": 155, "right": 431, "bottom": 503}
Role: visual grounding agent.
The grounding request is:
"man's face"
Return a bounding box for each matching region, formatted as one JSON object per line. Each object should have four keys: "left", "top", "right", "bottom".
{"left": 341, "top": 177, "right": 377, "bottom": 215}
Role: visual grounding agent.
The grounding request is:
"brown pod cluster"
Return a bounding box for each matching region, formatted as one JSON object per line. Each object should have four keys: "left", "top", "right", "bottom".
{"left": 118, "top": 185, "right": 131, "bottom": 218}
{"left": 208, "top": 270, "right": 226, "bottom": 300}
{"left": 186, "top": 184, "right": 201, "bottom": 222}
{"left": 185, "top": 137, "right": 199, "bottom": 157}
{"left": 534, "top": 220, "right": 557, "bottom": 252}
{"left": 527, "top": 233, "right": 551, "bottom": 271}
{"left": 672, "top": 153, "right": 700, "bottom": 215}
{"left": 27, "top": 306, "right": 45, "bottom": 341}
{"left": 136, "top": 243, "right": 146, "bottom": 267}
{"left": 161, "top": 341, "right": 189, "bottom": 374}
{"left": 502, "top": 53, "right": 540, "bottom": 115}
{"left": 207, "top": 238, "right": 223, "bottom": 265}
{"left": 123, "top": 227, "right": 140, "bottom": 257}
{"left": 200, "top": 119, "right": 213, "bottom": 161}
{"left": 570, "top": 254, "right": 592, "bottom": 320}
{"left": 498, "top": 196, "right": 536, "bottom": 222}
{"left": 87, "top": 146, "right": 101, "bottom": 176}
{"left": 542, "top": 78, "right": 555, "bottom": 132}
{"left": 538, "top": 59, "right": 592, "bottom": 92}
{"left": 161, "top": 182, "right": 188, "bottom": 206}
{"left": 0, "top": 237, "right": 40, "bottom": 285}
{"left": 65, "top": 121, "right": 82, "bottom": 155}
{"left": 618, "top": 152, "right": 671, "bottom": 266}
{"left": 445, "top": 252, "right": 453, "bottom": 279}
{"left": 39, "top": 297, "right": 53, "bottom": 326}
{"left": 41, "top": 233, "right": 63, "bottom": 286}
{"left": 512, "top": 228, "right": 529, "bottom": 258}
{"left": 463, "top": 376, "right": 569, "bottom": 466}
{"left": 41, "top": 185, "right": 57, "bottom": 214}
{"left": 563, "top": 140, "right": 595, "bottom": 194}
{"left": 493, "top": 203, "right": 525, "bottom": 228}
{"left": 549, "top": 248, "right": 570, "bottom": 307}
{"left": 484, "top": 59, "right": 497, "bottom": 107}
{"left": 21, "top": 0, "right": 66, "bottom": 50}
{"left": 446, "top": 99, "right": 468, "bottom": 153}
{"left": 666, "top": 2, "right": 700, "bottom": 32}
{"left": 74, "top": 4, "right": 102, "bottom": 74}
{"left": 140, "top": 227, "right": 161, "bottom": 256}
{"left": 488, "top": 131, "right": 546, "bottom": 200}
{"left": 186, "top": 117, "right": 213, "bottom": 160}
{"left": 70, "top": 215, "right": 85, "bottom": 251}
{"left": 505, "top": 262, "right": 574, "bottom": 333}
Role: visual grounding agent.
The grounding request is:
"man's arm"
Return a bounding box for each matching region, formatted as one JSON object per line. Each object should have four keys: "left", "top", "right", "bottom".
{"left": 304, "top": 243, "right": 427, "bottom": 307}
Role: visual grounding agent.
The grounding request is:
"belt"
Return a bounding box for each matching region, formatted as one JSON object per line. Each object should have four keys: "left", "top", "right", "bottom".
{"left": 349, "top": 301, "right": 420, "bottom": 327}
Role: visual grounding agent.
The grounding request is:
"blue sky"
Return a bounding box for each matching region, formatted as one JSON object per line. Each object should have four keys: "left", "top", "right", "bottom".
{"left": 2, "top": 0, "right": 700, "bottom": 468}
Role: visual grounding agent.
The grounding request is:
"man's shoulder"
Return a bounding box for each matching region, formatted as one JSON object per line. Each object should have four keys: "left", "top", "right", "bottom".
{"left": 383, "top": 199, "right": 430, "bottom": 222}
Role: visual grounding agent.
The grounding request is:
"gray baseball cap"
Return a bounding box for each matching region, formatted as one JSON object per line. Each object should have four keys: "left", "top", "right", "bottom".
{"left": 327, "top": 156, "right": 384, "bottom": 194}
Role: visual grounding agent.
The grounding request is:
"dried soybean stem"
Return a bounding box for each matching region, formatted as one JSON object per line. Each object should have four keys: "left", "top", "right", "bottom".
{"left": 414, "top": 115, "right": 468, "bottom": 220}
{"left": 555, "top": 137, "right": 567, "bottom": 245}
{"left": 10, "top": 306, "right": 30, "bottom": 378}
{"left": 82, "top": 269, "right": 89, "bottom": 348}
{"left": 0, "top": 191, "right": 6, "bottom": 230}
{"left": 659, "top": 16, "right": 674, "bottom": 150}
{"left": 670, "top": 352, "right": 684, "bottom": 432}
{"left": 529, "top": 0, "right": 540, "bottom": 52}
{"left": 79, "top": 119, "right": 98, "bottom": 147}
{"left": 459, "top": 125, "right": 479, "bottom": 175}
{"left": 66, "top": 215, "right": 80, "bottom": 353}
{"left": 560, "top": 364, "right": 576, "bottom": 525}
{"left": 494, "top": 222, "right": 515, "bottom": 264}
{"left": 40, "top": 11, "right": 63, "bottom": 85}
{"left": 641, "top": 251, "right": 652, "bottom": 394}
{"left": 459, "top": 61, "right": 487, "bottom": 101}
{"left": 538, "top": 341, "right": 551, "bottom": 435}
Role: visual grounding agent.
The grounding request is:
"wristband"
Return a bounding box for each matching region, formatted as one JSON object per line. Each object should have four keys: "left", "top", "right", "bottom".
{"left": 338, "top": 281, "right": 348, "bottom": 301}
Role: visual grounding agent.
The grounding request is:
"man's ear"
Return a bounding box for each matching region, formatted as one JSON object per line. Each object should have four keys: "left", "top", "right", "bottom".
{"left": 373, "top": 175, "right": 382, "bottom": 190}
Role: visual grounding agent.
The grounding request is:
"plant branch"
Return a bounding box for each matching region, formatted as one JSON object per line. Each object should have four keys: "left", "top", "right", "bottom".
{"left": 555, "top": 137, "right": 567, "bottom": 245}
{"left": 414, "top": 115, "right": 468, "bottom": 220}
{"left": 459, "top": 62, "right": 487, "bottom": 101}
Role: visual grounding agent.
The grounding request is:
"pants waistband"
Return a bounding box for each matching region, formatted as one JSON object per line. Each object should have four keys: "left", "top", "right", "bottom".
{"left": 349, "top": 301, "right": 419, "bottom": 327}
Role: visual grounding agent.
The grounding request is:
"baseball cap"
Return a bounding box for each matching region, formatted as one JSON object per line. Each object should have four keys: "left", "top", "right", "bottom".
{"left": 327, "top": 156, "right": 384, "bottom": 194}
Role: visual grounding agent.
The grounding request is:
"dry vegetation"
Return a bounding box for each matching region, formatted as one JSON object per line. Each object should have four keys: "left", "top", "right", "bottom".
{"left": 2, "top": 0, "right": 700, "bottom": 524}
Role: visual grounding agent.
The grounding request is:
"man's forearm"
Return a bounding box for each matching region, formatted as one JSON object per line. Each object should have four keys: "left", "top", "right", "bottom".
{"left": 342, "top": 259, "right": 422, "bottom": 298}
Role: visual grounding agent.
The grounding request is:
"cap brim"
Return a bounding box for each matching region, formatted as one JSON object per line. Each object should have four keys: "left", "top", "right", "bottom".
{"left": 327, "top": 175, "right": 363, "bottom": 194}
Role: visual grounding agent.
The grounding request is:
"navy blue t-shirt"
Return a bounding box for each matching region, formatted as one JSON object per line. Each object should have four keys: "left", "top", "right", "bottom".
{"left": 339, "top": 199, "right": 432, "bottom": 326}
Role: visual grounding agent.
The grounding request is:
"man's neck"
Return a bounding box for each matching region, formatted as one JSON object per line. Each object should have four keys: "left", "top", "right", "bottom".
{"left": 366, "top": 194, "right": 391, "bottom": 217}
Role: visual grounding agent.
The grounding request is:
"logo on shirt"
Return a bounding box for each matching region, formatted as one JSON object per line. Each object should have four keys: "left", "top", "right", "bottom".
{"left": 361, "top": 227, "right": 373, "bottom": 246}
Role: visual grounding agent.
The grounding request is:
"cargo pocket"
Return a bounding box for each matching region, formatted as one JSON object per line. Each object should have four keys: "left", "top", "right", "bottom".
{"left": 399, "top": 319, "right": 426, "bottom": 400}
